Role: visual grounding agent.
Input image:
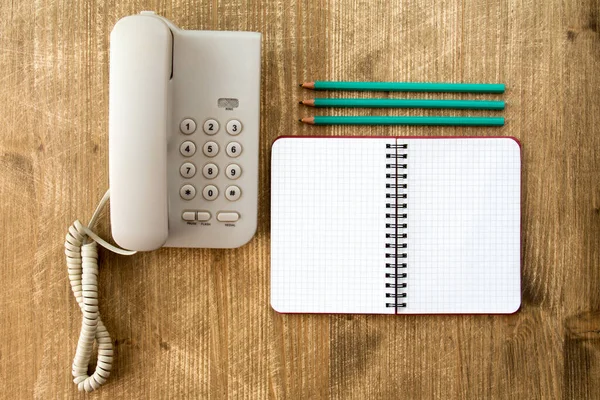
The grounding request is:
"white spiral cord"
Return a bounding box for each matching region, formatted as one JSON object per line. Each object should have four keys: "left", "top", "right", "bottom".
{"left": 65, "top": 190, "right": 136, "bottom": 392}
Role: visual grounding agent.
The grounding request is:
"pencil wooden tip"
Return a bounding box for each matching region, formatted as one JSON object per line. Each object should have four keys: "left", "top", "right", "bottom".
{"left": 300, "top": 117, "right": 315, "bottom": 124}
{"left": 298, "top": 84, "right": 302, "bottom": 87}
{"left": 298, "top": 119, "right": 302, "bottom": 122}
{"left": 299, "top": 101, "right": 303, "bottom": 104}
{"left": 300, "top": 82, "right": 315, "bottom": 89}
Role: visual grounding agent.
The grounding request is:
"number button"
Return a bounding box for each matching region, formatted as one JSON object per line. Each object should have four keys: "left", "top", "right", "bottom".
{"left": 203, "top": 119, "right": 219, "bottom": 135}
{"left": 180, "top": 184, "right": 196, "bottom": 200}
{"left": 180, "top": 162, "right": 196, "bottom": 178}
{"left": 180, "top": 118, "right": 196, "bottom": 134}
{"left": 226, "top": 120, "right": 242, "bottom": 135}
{"left": 203, "top": 141, "right": 219, "bottom": 157}
{"left": 203, "top": 185, "right": 219, "bottom": 201}
{"left": 225, "top": 164, "right": 242, "bottom": 180}
{"left": 226, "top": 142, "right": 242, "bottom": 157}
{"left": 202, "top": 163, "right": 219, "bottom": 179}
{"left": 225, "top": 185, "right": 241, "bottom": 201}
{"left": 180, "top": 141, "right": 196, "bottom": 157}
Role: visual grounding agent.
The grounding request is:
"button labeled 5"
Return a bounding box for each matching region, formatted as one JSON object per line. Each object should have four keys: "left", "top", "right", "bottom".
{"left": 203, "top": 141, "right": 219, "bottom": 157}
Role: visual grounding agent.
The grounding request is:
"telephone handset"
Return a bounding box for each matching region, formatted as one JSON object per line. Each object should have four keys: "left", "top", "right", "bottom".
{"left": 109, "top": 12, "right": 261, "bottom": 251}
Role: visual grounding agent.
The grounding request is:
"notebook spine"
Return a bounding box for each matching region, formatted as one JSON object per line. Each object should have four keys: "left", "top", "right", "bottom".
{"left": 385, "top": 143, "right": 408, "bottom": 311}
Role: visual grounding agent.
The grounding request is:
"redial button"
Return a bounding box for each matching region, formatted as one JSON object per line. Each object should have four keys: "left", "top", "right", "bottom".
{"left": 217, "top": 212, "right": 239, "bottom": 222}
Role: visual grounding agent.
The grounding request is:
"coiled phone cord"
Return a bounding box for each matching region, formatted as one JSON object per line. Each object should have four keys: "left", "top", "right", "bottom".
{"left": 64, "top": 190, "right": 136, "bottom": 392}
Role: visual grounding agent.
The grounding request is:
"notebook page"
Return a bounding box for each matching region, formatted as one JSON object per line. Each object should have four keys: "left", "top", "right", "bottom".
{"left": 404, "top": 138, "right": 521, "bottom": 313}
{"left": 270, "top": 138, "right": 394, "bottom": 313}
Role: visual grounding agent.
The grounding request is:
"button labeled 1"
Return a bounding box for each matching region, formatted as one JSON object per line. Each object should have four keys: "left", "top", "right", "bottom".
{"left": 180, "top": 118, "right": 196, "bottom": 134}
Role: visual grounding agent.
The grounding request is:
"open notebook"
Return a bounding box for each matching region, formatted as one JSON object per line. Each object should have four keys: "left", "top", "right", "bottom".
{"left": 270, "top": 137, "right": 521, "bottom": 314}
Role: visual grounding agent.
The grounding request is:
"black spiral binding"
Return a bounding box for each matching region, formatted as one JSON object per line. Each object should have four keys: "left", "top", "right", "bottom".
{"left": 385, "top": 143, "right": 408, "bottom": 310}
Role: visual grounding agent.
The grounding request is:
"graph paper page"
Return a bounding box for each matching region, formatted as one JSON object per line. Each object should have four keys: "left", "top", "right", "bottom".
{"left": 270, "top": 137, "right": 521, "bottom": 314}
{"left": 404, "top": 138, "right": 521, "bottom": 313}
{"left": 270, "top": 137, "right": 395, "bottom": 313}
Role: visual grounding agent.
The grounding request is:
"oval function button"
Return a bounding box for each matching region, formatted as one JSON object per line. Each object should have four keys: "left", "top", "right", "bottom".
{"left": 226, "top": 119, "right": 242, "bottom": 135}
{"left": 180, "top": 118, "right": 197, "bottom": 134}
{"left": 217, "top": 212, "right": 240, "bottom": 222}
{"left": 203, "top": 119, "right": 219, "bottom": 135}
{"left": 196, "top": 211, "right": 211, "bottom": 221}
{"left": 182, "top": 211, "right": 196, "bottom": 221}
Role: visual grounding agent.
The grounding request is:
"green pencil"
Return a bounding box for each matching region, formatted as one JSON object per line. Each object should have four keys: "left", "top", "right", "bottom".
{"left": 300, "top": 81, "right": 505, "bottom": 94}
{"left": 300, "top": 98, "right": 505, "bottom": 110}
{"left": 299, "top": 116, "right": 505, "bottom": 126}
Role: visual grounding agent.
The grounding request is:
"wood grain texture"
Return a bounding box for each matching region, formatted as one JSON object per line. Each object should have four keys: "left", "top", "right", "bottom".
{"left": 0, "top": 0, "right": 599, "bottom": 398}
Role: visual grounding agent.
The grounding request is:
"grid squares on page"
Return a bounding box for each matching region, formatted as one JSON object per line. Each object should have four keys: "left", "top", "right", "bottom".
{"left": 404, "top": 138, "right": 521, "bottom": 314}
{"left": 270, "top": 138, "right": 396, "bottom": 314}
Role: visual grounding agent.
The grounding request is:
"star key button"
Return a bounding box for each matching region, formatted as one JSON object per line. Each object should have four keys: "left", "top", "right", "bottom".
{"left": 180, "top": 184, "right": 196, "bottom": 200}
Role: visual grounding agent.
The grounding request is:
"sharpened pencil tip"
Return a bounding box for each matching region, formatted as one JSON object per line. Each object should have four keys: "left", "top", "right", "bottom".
{"left": 298, "top": 119, "right": 302, "bottom": 122}
{"left": 298, "top": 84, "right": 302, "bottom": 87}
{"left": 298, "top": 101, "right": 303, "bottom": 104}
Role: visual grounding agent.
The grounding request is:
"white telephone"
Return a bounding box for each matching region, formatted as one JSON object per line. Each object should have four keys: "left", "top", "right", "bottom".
{"left": 109, "top": 11, "right": 261, "bottom": 251}
{"left": 64, "top": 13, "right": 261, "bottom": 392}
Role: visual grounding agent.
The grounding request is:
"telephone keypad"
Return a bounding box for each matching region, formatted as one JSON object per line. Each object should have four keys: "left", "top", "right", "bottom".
{"left": 203, "top": 141, "right": 219, "bottom": 157}
{"left": 179, "top": 117, "right": 249, "bottom": 222}
{"left": 180, "top": 141, "right": 196, "bottom": 157}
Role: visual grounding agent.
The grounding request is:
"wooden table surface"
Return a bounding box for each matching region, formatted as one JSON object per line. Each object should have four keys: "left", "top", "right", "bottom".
{"left": 1, "top": 0, "right": 599, "bottom": 398}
